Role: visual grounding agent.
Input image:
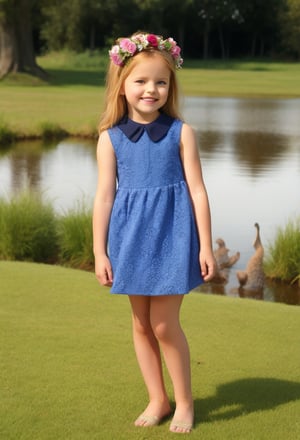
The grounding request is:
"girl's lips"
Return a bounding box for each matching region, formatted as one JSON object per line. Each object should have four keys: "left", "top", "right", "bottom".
{"left": 141, "top": 97, "right": 157, "bottom": 102}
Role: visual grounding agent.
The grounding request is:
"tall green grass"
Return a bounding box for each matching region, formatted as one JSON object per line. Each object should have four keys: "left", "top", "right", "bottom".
{"left": 39, "top": 121, "right": 69, "bottom": 140}
{"left": 0, "top": 120, "right": 16, "bottom": 145}
{"left": 264, "top": 217, "right": 300, "bottom": 285}
{"left": 0, "top": 192, "right": 58, "bottom": 262}
{"left": 58, "top": 202, "right": 94, "bottom": 270}
{"left": 1, "top": 193, "right": 299, "bottom": 284}
{"left": 0, "top": 193, "right": 94, "bottom": 269}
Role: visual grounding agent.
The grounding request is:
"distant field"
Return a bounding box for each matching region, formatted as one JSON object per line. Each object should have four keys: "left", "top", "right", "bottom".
{"left": 179, "top": 61, "right": 300, "bottom": 98}
{"left": 0, "top": 52, "right": 300, "bottom": 139}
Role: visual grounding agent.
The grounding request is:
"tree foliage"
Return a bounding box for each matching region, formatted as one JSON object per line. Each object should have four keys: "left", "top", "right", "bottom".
{"left": 0, "top": 0, "right": 299, "bottom": 78}
{"left": 280, "top": 0, "right": 300, "bottom": 58}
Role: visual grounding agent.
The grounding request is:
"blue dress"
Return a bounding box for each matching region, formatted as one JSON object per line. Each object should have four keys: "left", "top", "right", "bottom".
{"left": 107, "top": 113, "right": 203, "bottom": 295}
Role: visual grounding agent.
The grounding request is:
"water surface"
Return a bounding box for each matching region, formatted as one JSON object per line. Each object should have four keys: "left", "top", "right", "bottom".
{"left": 0, "top": 97, "right": 299, "bottom": 304}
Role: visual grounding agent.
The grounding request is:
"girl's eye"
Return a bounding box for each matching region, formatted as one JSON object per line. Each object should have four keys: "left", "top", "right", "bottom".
{"left": 135, "top": 80, "right": 145, "bottom": 84}
{"left": 157, "top": 80, "right": 167, "bottom": 85}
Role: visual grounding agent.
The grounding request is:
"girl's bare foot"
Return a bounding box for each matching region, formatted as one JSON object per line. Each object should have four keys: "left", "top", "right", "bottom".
{"left": 135, "top": 399, "right": 172, "bottom": 427}
{"left": 169, "top": 402, "right": 194, "bottom": 434}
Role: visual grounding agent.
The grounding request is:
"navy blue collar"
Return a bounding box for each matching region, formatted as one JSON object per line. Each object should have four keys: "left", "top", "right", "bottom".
{"left": 117, "top": 113, "right": 174, "bottom": 143}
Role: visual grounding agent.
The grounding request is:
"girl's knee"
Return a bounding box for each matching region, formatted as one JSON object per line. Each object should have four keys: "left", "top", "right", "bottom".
{"left": 132, "top": 316, "right": 152, "bottom": 336}
{"left": 151, "top": 320, "right": 172, "bottom": 342}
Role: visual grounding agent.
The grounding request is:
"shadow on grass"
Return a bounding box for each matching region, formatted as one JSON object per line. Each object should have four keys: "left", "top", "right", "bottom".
{"left": 194, "top": 378, "right": 300, "bottom": 425}
{"left": 46, "top": 69, "right": 106, "bottom": 86}
{"left": 182, "top": 60, "right": 270, "bottom": 71}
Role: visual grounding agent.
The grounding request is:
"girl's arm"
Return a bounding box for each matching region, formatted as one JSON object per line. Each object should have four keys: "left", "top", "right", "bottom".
{"left": 93, "top": 130, "right": 116, "bottom": 287}
{"left": 180, "top": 123, "right": 217, "bottom": 282}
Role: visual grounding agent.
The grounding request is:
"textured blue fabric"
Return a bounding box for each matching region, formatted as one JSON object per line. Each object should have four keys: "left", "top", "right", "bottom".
{"left": 107, "top": 117, "right": 203, "bottom": 295}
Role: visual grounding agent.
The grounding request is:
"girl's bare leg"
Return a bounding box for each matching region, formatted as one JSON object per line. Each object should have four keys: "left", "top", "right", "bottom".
{"left": 129, "top": 296, "right": 172, "bottom": 426}
{"left": 150, "top": 295, "right": 194, "bottom": 433}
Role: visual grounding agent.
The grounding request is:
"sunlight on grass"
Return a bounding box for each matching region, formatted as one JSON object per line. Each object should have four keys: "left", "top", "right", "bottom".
{"left": 1, "top": 261, "right": 299, "bottom": 440}
{"left": 0, "top": 55, "right": 300, "bottom": 140}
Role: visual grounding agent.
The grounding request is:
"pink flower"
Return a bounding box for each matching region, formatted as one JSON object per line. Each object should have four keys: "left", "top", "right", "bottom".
{"left": 109, "top": 46, "right": 123, "bottom": 65}
{"left": 171, "top": 45, "right": 181, "bottom": 57}
{"left": 147, "top": 34, "right": 158, "bottom": 47}
{"left": 119, "top": 38, "right": 137, "bottom": 54}
{"left": 110, "top": 53, "right": 123, "bottom": 65}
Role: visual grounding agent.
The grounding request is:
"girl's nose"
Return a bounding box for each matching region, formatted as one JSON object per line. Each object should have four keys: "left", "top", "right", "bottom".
{"left": 146, "top": 82, "right": 155, "bottom": 93}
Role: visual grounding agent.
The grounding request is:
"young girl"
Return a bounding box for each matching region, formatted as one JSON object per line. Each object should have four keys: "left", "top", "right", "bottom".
{"left": 93, "top": 32, "right": 216, "bottom": 434}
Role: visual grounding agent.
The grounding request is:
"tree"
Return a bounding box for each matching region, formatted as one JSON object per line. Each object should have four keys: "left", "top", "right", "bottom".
{"left": 191, "top": 0, "right": 242, "bottom": 59}
{"left": 0, "top": 0, "right": 46, "bottom": 78}
{"left": 238, "top": 0, "right": 284, "bottom": 57}
{"left": 280, "top": 0, "right": 300, "bottom": 58}
{"left": 40, "top": 0, "right": 83, "bottom": 52}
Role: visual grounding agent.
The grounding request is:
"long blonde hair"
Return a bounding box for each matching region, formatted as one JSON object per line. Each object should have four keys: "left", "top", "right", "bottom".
{"left": 98, "top": 41, "right": 181, "bottom": 133}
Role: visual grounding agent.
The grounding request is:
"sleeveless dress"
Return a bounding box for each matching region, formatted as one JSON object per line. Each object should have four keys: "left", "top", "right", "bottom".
{"left": 107, "top": 113, "right": 203, "bottom": 295}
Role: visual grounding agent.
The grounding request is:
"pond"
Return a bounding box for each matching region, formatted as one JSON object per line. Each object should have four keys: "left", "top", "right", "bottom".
{"left": 0, "top": 97, "right": 299, "bottom": 305}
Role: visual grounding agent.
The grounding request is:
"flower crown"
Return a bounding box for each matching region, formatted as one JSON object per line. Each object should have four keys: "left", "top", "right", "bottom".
{"left": 109, "top": 33, "right": 183, "bottom": 69}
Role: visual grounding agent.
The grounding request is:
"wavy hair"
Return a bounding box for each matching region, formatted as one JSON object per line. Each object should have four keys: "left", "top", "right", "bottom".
{"left": 98, "top": 39, "right": 182, "bottom": 133}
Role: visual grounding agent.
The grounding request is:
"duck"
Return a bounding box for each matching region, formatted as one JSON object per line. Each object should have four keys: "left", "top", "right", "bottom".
{"left": 236, "top": 223, "right": 264, "bottom": 292}
{"left": 214, "top": 238, "right": 240, "bottom": 269}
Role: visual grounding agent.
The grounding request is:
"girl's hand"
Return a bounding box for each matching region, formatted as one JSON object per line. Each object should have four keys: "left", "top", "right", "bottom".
{"left": 200, "top": 251, "right": 217, "bottom": 282}
{"left": 95, "top": 255, "right": 113, "bottom": 287}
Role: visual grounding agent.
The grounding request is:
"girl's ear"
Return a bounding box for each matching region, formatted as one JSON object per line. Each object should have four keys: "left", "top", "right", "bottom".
{"left": 119, "top": 84, "right": 125, "bottom": 95}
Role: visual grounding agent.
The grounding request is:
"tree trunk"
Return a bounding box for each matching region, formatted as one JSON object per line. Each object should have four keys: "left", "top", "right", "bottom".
{"left": 251, "top": 34, "right": 257, "bottom": 57}
{"left": 203, "top": 18, "right": 210, "bottom": 59}
{"left": 218, "top": 26, "right": 226, "bottom": 59}
{"left": 0, "top": 22, "right": 17, "bottom": 76}
{"left": 89, "top": 24, "right": 96, "bottom": 51}
{"left": 0, "top": 0, "right": 47, "bottom": 79}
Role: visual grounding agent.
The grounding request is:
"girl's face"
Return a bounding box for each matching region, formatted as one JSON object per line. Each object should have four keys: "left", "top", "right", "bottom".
{"left": 121, "top": 54, "right": 170, "bottom": 123}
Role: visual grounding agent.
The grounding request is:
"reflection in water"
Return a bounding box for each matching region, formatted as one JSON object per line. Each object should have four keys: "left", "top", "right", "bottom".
{"left": 198, "top": 131, "right": 224, "bottom": 154}
{"left": 11, "top": 151, "right": 41, "bottom": 193}
{"left": 232, "top": 132, "right": 288, "bottom": 175}
{"left": 183, "top": 96, "right": 300, "bottom": 136}
{"left": 0, "top": 97, "right": 299, "bottom": 304}
{"left": 198, "top": 130, "right": 290, "bottom": 176}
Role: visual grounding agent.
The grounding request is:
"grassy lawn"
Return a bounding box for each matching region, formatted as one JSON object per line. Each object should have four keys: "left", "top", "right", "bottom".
{"left": 0, "top": 54, "right": 300, "bottom": 139}
{"left": 1, "top": 261, "right": 299, "bottom": 440}
{"left": 180, "top": 60, "right": 300, "bottom": 98}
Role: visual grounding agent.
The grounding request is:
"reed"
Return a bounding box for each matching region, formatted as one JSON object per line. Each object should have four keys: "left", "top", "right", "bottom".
{"left": 39, "top": 121, "right": 68, "bottom": 140}
{"left": 0, "top": 121, "right": 16, "bottom": 145}
{"left": 0, "top": 192, "right": 59, "bottom": 262}
{"left": 1, "top": 192, "right": 299, "bottom": 285}
{"left": 57, "top": 202, "right": 94, "bottom": 270}
{"left": 264, "top": 217, "right": 300, "bottom": 285}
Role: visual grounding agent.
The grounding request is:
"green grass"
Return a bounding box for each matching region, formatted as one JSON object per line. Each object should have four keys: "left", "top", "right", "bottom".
{"left": 0, "top": 192, "right": 58, "bottom": 262}
{"left": 0, "top": 261, "right": 299, "bottom": 440}
{"left": 0, "top": 193, "right": 94, "bottom": 269}
{"left": 38, "top": 121, "right": 69, "bottom": 141}
{"left": 58, "top": 202, "right": 94, "bottom": 270}
{"left": 1, "top": 193, "right": 300, "bottom": 284}
{"left": 178, "top": 62, "right": 300, "bottom": 98}
{"left": 0, "top": 120, "right": 16, "bottom": 145}
{"left": 0, "top": 53, "right": 300, "bottom": 140}
{"left": 264, "top": 217, "right": 300, "bottom": 285}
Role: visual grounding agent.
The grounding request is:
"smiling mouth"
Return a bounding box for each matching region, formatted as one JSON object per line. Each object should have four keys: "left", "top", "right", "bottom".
{"left": 141, "top": 97, "right": 158, "bottom": 102}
